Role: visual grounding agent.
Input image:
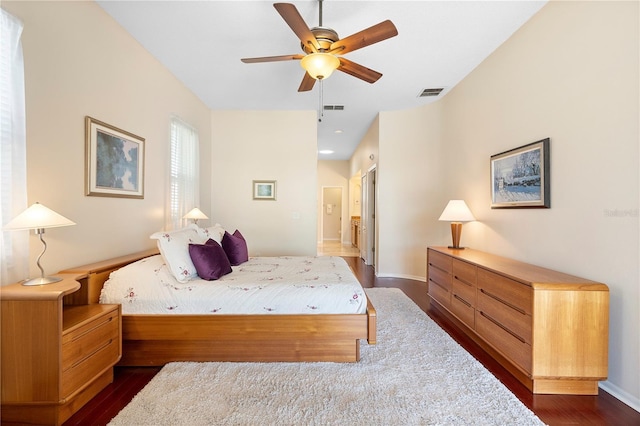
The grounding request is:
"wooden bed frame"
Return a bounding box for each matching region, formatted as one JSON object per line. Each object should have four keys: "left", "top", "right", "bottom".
{"left": 60, "top": 249, "right": 376, "bottom": 366}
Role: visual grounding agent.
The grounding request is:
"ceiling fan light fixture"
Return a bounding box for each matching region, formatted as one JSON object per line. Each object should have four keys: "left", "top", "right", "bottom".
{"left": 300, "top": 53, "right": 340, "bottom": 80}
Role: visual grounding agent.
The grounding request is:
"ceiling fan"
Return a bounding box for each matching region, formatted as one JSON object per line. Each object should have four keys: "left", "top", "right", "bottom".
{"left": 241, "top": 1, "right": 398, "bottom": 92}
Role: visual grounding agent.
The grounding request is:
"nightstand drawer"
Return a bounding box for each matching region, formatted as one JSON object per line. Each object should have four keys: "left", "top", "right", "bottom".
{"left": 62, "top": 307, "right": 119, "bottom": 369}
{"left": 61, "top": 335, "right": 120, "bottom": 396}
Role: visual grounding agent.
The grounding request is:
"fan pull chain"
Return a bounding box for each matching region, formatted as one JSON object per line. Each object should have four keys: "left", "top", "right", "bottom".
{"left": 318, "top": 79, "right": 324, "bottom": 122}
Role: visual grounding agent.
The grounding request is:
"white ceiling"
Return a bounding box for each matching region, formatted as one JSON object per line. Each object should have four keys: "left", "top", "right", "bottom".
{"left": 96, "top": 0, "right": 546, "bottom": 160}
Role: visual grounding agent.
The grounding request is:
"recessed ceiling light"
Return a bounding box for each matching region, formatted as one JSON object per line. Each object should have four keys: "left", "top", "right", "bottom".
{"left": 334, "top": 129, "right": 343, "bottom": 134}
{"left": 318, "top": 150, "right": 334, "bottom": 154}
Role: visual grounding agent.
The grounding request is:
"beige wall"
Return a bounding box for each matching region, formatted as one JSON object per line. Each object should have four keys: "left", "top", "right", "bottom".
{"left": 210, "top": 110, "right": 317, "bottom": 256}
{"left": 2, "top": 0, "right": 212, "bottom": 278}
{"left": 378, "top": 102, "right": 446, "bottom": 280}
{"left": 356, "top": 0, "right": 639, "bottom": 409}
{"left": 317, "top": 160, "right": 351, "bottom": 244}
{"left": 443, "top": 0, "right": 639, "bottom": 405}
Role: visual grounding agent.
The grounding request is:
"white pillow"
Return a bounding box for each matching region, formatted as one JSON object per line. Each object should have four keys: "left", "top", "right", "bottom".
{"left": 197, "top": 223, "right": 225, "bottom": 244}
{"left": 150, "top": 224, "right": 207, "bottom": 282}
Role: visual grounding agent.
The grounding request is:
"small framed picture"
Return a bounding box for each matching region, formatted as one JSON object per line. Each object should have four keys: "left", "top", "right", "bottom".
{"left": 490, "top": 138, "right": 550, "bottom": 208}
{"left": 253, "top": 180, "right": 276, "bottom": 200}
{"left": 85, "top": 116, "right": 145, "bottom": 199}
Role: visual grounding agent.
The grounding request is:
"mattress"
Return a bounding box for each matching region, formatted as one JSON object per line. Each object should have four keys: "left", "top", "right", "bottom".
{"left": 99, "top": 255, "right": 367, "bottom": 315}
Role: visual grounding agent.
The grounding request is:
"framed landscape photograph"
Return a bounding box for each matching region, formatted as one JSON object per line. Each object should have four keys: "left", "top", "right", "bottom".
{"left": 253, "top": 180, "right": 276, "bottom": 200}
{"left": 490, "top": 138, "right": 550, "bottom": 208}
{"left": 85, "top": 116, "right": 145, "bottom": 199}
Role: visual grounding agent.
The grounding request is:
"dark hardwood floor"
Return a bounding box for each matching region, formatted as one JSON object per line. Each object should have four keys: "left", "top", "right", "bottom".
{"left": 64, "top": 257, "right": 639, "bottom": 426}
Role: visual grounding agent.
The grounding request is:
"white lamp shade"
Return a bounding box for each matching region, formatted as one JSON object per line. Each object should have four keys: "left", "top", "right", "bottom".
{"left": 183, "top": 208, "right": 208, "bottom": 220}
{"left": 3, "top": 202, "right": 76, "bottom": 230}
{"left": 300, "top": 53, "right": 340, "bottom": 80}
{"left": 438, "top": 200, "right": 475, "bottom": 222}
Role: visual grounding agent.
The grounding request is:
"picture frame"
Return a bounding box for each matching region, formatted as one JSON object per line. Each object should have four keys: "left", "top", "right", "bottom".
{"left": 490, "top": 138, "right": 550, "bottom": 208}
{"left": 253, "top": 180, "right": 277, "bottom": 200}
{"left": 85, "top": 116, "right": 145, "bottom": 199}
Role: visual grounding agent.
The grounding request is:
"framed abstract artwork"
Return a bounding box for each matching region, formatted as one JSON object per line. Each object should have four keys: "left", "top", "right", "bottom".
{"left": 85, "top": 116, "right": 145, "bottom": 199}
{"left": 490, "top": 138, "right": 550, "bottom": 208}
{"left": 253, "top": 180, "right": 277, "bottom": 200}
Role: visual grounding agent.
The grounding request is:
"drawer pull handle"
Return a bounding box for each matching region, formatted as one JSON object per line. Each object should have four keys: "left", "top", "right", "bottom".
{"left": 480, "top": 289, "right": 526, "bottom": 315}
{"left": 479, "top": 311, "right": 526, "bottom": 343}
{"left": 453, "top": 294, "right": 472, "bottom": 308}
{"left": 454, "top": 275, "right": 474, "bottom": 287}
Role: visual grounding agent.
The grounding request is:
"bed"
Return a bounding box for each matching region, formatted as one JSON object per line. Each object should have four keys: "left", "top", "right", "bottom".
{"left": 60, "top": 229, "right": 376, "bottom": 366}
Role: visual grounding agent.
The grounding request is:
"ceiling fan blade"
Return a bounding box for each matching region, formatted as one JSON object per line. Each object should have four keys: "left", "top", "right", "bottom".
{"left": 241, "top": 54, "right": 304, "bottom": 63}
{"left": 298, "top": 72, "right": 316, "bottom": 92}
{"left": 274, "top": 3, "right": 320, "bottom": 52}
{"left": 330, "top": 20, "right": 398, "bottom": 55}
{"left": 337, "top": 57, "right": 383, "bottom": 84}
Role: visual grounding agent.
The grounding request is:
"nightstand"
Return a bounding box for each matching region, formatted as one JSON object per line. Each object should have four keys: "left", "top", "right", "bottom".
{"left": 1, "top": 275, "right": 122, "bottom": 425}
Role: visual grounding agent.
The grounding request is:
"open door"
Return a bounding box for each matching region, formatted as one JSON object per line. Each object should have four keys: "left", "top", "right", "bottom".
{"left": 361, "top": 166, "right": 377, "bottom": 267}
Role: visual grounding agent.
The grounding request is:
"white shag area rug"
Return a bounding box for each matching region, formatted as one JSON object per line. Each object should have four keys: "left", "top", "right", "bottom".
{"left": 109, "top": 288, "right": 545, "bottom": 426}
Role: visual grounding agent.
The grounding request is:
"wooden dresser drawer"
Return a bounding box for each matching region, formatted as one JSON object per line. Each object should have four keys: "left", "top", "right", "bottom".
{"left": 476, "top": 310, "right": 532, "bottom": 373}
{"left": 428, "top": 249, "right": 452, "bottom": 273}
{"left": 428, "top": 264, "right": 451, "bottom": 291}
{"left": 428, "top": 267, "right": 451, "bottom": 308}
{"left": 451, "top": 292, "right": 475, "bottom": 327}
{"left": 477, "top": 268, "right": 532, "bottom": 315}
{"left": 477, "top": 290, "right": 532, "bottom": 344}
{"left": 453, "top": 259, "right": 476, "bottom": 287}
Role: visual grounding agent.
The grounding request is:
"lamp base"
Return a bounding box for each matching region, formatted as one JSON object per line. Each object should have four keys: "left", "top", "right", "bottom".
{"left": 21, "top": 276, "right": 63, "bottom": 286}
{"left": 447, "top": 246, "right": 466, "bottom": 250}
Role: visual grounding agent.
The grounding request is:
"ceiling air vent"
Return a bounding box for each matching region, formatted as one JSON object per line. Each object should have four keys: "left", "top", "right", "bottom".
{"left": 419, "top": 88, "right": 444, "bottom": 97}
{"left": 323, "top": 105, "right": 345, "bottom": 111}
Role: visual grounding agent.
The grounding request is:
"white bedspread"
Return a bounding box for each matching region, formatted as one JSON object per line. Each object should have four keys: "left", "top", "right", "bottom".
{"left": 99, "top": 255, "right": 367, "bottom": 315}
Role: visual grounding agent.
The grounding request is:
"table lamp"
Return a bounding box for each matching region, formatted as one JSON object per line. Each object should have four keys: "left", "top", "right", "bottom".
{"left": 3, "top": 202, "right": 76, "bottom": 285}
{"left": 438, "top": 200, "right": 475, "bottom": 249}
{"left": 183, "top": 207, "right": 208, "bottom": 225}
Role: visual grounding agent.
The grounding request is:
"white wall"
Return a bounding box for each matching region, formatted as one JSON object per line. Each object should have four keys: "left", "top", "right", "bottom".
{"left": 2, "top": 0, "right": 212, "bottom": 280}
{"left": 210, "top": 110, "right": 317, "bottom": 256}
{"left": 317, "top": 160, "right": 351, "bottom": 244}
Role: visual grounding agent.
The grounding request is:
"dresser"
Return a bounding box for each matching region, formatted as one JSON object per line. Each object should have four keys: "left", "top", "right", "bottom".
{"left": 1, "top": 275, "right": 122, "bottom": 425}
{"left": 427, "top": 246, "right": 609, "bottom": 395}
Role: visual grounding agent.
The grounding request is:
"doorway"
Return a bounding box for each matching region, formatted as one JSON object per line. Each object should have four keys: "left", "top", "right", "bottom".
{"left": 321, "top": 187, "right": 342, "bottom": 242}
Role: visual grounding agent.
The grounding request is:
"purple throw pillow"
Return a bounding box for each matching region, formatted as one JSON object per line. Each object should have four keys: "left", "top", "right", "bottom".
{"left": 188, "top": 239, "right": 232, "bottom": 280}
{"left": 222, "top": 230, "right": 249, "bottom": 266}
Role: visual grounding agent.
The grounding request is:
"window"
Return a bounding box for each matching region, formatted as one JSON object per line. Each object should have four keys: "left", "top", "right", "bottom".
{"left": 169, "top": 117, "right": 199, "bottom": 230}
{"left": 1, "top": 9, "right": 28, "bottom": 285}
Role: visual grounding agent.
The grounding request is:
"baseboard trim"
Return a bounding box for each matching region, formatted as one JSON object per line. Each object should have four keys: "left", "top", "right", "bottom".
{"left": 375, "top": 272, "right": 426, "bottom": 282}
{"left": 599, "top": 381, "right": 640, "bottom": 413}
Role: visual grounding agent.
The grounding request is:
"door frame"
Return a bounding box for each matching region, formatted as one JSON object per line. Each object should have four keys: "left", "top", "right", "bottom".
{"left": 361, "top": 164, "right": 377, "bottom": 267}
